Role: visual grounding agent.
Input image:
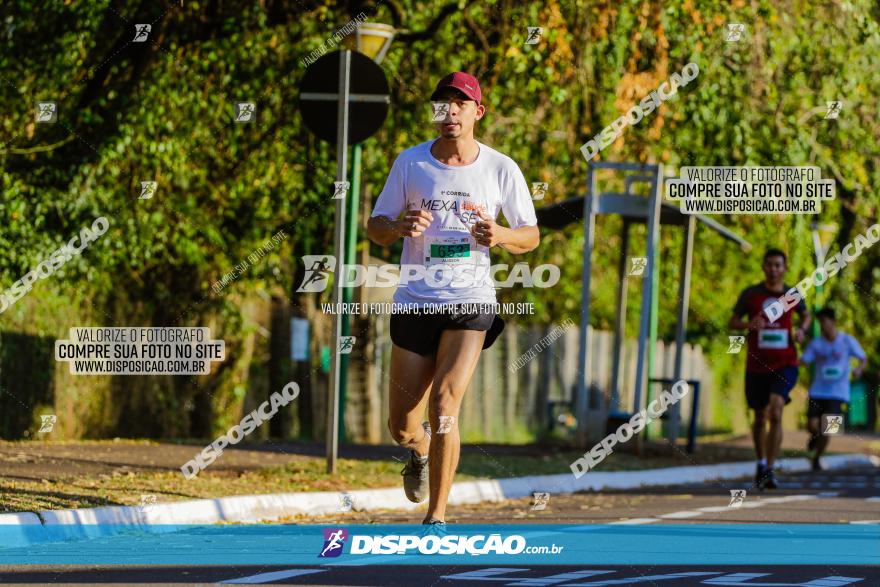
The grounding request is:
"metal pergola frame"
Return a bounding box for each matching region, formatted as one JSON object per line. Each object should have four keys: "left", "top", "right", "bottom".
{"left": 535, "top": 161, "right": 752, "bottom": 449}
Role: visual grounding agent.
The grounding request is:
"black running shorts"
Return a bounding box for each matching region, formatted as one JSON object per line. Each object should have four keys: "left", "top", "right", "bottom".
{"left": 744, "top": 365, "right": 799, "bottom": 410}
{"left": 806, "top": 398, "right": 846, "bottom": 419}
{"left": 390, "top": 305, "right": 505, "bottom": 356}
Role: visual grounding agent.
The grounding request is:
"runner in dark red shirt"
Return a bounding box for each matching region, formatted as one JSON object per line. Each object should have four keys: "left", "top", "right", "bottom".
{"left": 729, "top": 249, "right": 811, "bottom": 490}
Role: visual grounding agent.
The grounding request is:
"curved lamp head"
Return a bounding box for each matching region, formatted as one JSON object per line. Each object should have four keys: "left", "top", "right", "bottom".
{"left": 343, "top": 22, "right": 395, "bottom": 64}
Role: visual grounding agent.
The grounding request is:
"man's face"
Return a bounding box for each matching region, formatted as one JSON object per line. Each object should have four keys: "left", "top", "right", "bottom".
{"left": 762, "top": 255, "right": 786, "bottom": 283}
{"left": 432, "top": 89, "right": 485, "bottom": 139}
{"left": 819, "top": 315, "right": 835, "bottom": 337}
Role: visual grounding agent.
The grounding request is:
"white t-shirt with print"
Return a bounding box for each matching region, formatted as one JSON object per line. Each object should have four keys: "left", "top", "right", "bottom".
{"left": 371, "top": 140, "right": 538, "bottom": 306}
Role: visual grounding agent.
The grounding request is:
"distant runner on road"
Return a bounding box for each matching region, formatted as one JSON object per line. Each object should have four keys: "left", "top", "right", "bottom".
{"left": 729, "top": 249, "right": 811, "bottom": 490}
{"left": 800, "top": 307, "right": 866, "bottom": 470}
{"left": 366, "top": 71, "right": 539, "bottom": 527}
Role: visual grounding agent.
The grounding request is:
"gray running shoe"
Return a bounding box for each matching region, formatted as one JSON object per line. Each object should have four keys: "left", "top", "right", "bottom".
{"left": 401, "top": 450, "right": 429, "bottom": 503}
{"left": 400, "top": 422, "right": 431, "bottom": 503}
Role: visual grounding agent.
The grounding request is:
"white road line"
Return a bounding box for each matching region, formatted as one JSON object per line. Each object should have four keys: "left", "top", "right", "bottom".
{"left": 762, "top": 495, "right": 817, "bottom": 503}
{"left": 220, "top": 569, "right": 327, "bottom": 584}
{"left": 657, "top": 511, "right": 703, "bottom": 519}
{"left": 849, "top": 520, "right": 880, "bottom": 525}
{"left": 865, "top": 497, "right": 880, "bottom": 502}
{"left": 604, "top": 490, "right": 860, "bottom": 528}
{"left": 735, "top": 501, "right": 766, "bottom": 509}
{"left": 633, "top": 494, "right": 822, "bottom": 522}
{"left": 609, "top": 518, "right": 661, "bottom": 525}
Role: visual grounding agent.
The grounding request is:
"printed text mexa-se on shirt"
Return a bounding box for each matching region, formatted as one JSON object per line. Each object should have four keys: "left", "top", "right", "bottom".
{"left": 371, "top": 140, "right": 538, "bottom": 306}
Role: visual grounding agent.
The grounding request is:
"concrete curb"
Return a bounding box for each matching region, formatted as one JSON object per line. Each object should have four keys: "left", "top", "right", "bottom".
{"left": 0, "top": 513, "right": 44, "bottom": 549}
{"left": 1, "top": 453, "right": 876, "bottom": 549}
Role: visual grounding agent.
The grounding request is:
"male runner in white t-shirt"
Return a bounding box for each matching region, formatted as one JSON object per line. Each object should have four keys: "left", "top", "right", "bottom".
{"left": 367, "top": 71, "right": 539, "bottom": 526}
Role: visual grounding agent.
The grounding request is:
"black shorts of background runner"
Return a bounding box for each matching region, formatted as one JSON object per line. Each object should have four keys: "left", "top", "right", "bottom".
{"left": 390, "top": 306, "right": 505, "bottom": 356}
{"left": 744, "top": 365, "right": 798, "bottom": 410}
{"left": 806, "top": 398, "right": 846, "bottom": 419}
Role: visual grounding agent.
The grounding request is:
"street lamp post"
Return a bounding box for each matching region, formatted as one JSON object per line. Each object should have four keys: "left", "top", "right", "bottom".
{"left": 336, "top": 23, "right": 396, "bottom": 444}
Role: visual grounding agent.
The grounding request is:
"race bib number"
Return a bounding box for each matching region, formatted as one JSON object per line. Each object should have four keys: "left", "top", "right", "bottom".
{"left": 757, "top": 328, "right": 788, "bottom": 349}
{"left": 821, "top": 365, "right": 844, "bottom": 380}
{"left": 423, "top": 235, "right": 475, "bottom": 267}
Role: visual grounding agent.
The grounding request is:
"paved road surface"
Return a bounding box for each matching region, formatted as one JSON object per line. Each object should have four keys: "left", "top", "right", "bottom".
{"left": 1, "top": 564, "right": 877, "bottom": 585}
{"left": 1, "top": 467, "right": 876, "bottom": 585}
{"left": 308, "top": 465, "right": 880, "bottom": 526}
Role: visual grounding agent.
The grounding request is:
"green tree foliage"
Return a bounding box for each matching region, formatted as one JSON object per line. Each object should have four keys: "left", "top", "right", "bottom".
{"left": 1, "top": 0, "right": 877, "bottom": 437}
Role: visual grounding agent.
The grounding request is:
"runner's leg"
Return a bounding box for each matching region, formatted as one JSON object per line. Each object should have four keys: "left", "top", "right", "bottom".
{"left": 765, "top": 393, "right": 785, "bottom": 467}
{"left": 388, "top": 344, "right": 435, "bottom": 457}
{"left": 807, "top": 415, "right": 823, "bottom": 469}
{"left": 813, "top": 416, "right": 830, "bottom": 458}
{"left": 807, "top": 415, "right": 820, "bottom": 447}
{"left": 814, "top": 432, "right": 830, "bottom": 457}
{"left": 752, "top": 408, "right": 766, "bottom": 461}
{"left": 423, "top": 329, "right": 486, "bottom": 522}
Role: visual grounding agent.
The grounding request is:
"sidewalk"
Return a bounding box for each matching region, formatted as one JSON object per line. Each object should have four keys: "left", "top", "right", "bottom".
{"left": 0, "top": 451, "right": 877, "bottom": 550}
{"left": 2, "top": 430, "right": 878, "bottom": 514}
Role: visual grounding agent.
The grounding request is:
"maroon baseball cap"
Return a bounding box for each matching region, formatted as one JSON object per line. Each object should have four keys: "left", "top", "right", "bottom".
{"left": 430, "top": 71, "right": 482, "bottom": 104}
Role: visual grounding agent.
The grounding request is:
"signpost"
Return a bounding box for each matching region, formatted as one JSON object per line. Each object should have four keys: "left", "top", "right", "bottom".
{"left": 297, "top": 49, "right": 389, "bottom": 473}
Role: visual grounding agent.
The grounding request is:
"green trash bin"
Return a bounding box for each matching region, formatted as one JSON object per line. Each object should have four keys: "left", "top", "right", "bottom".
{"left": 849, "top": 380, "right": 868, "bottom": 428}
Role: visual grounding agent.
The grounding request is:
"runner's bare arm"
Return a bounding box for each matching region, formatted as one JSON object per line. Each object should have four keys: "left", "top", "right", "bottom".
{"left": 728, "top": 313, "right": 762, "bottom": 330}
{"left": 496, "top": 225, "right": 539, "bottom": 253}
{"left": 471, "top": 209, "right": 539, "bottom": 253}
{"left": 796, "top": 310, "right": 811, "bottom": 341}
{"left": 367, "top": 211, "right": 433, "bottom": 245}
{"left": 853, "top": 356, "right": 867, "bottom": 378}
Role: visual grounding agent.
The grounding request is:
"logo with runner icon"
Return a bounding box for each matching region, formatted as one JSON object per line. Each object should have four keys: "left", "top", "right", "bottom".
{"left": 525, "top": 26, "right": 543, "bottom": 45}
{"left": 825, "top": 101, "right": 843, "bottom": 120}
{"left": 332, "top": 181, "right": 350, "bottom": 200}
{"left": 39, "top": 415, "right": 57, "bottom": 433}
{"left": 531, "top": 492, "right": 550, "bottom": 510}
{"left": 436, "top": 415, "right": 456, "bottom": 434}
{"left": 822, "top": 414, "right": 843, "bottom": 435}
{"left": 138, "top": 494, "right": 158, "bottom": 514}
{"left": 139, "top": 181, "right": 157, "bottom": 200}
{"left": 133, "top": 24, "right": 151, "bottom": 42}
{"left": 531, "top": 182, "right": 548, "bottom": 201}
{"left": 234, "top": 102, "right": 256, "bottom": 123}
{"left": 319, "top": 528, "right": 348, "bottom": 558}
{"left": 727, "top": 335, "right": 745, "bottom": 353}
{"left": 338, "top": 336, "right": 356, "bottom": 354}
{"left": 35, "top": 101, "right": 57, "bottom": 123}
{"left": 628, "top": 257, "right": 647, "bottom": 277}
{"left": 725, "top": 23, "right": 745, "bottom": 42}
{"left": 297, "top": 255, "right": 336, "bottom": 293}
{"left": 728, "top": 489, "right": 747, "bottom": 508}
{"left": 431, "top": 102, "right": 450, "bottom": 122}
